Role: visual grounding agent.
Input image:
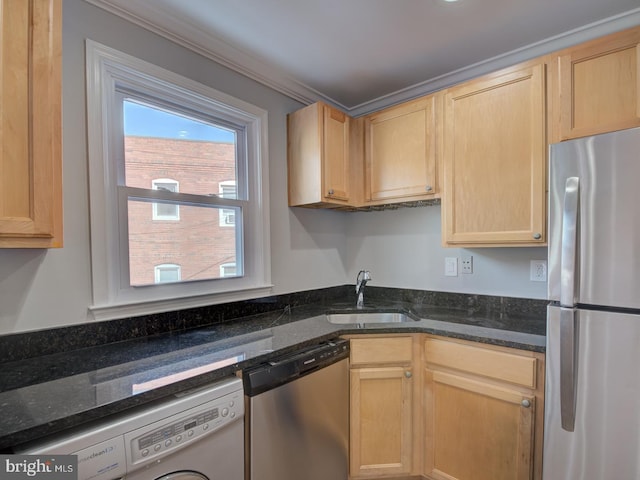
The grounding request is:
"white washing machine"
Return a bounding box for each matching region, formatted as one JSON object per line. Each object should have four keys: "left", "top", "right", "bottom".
{"left": 18, "top": 377, "right": 244, "bottom": 480}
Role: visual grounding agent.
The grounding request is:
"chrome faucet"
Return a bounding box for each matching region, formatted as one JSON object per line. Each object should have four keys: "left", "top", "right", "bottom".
{"left": 355, "top": 270, "right": 372, "bottom": 309}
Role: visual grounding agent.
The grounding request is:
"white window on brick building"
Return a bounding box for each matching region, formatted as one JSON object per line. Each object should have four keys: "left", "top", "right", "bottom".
{"left": 152, "top": 179, "right": 179, "bottom": 220}
{"left": 86, "top": 41, "right": 271, "bottom": 319}
{"left": 155, "top": 264, "right": 181, "bottom": 283}
{"left": 218, "top": 181, "right": 236, "bottom": 227}
{"left": 219, "top": 262, "right": 237, "bottom": 278}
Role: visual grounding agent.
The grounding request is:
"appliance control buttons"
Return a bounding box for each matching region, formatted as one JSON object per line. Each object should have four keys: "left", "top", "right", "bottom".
{"left": 129, "top": 389, "right": 244, "bottom": 465}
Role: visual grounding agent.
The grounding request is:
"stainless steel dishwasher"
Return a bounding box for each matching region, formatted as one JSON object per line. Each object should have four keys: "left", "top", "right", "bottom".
{"left": 243, "top": 338, "right": 349, "bottom": 480}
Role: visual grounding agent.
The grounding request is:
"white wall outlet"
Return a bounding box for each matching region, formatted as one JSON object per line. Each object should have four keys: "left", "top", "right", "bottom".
{"left": 445, "top": 257, "right": 458, "bottom": 277}
{"left": 461, "top": 255, "right": 473, "bottom": 274}
{"left": 530, "top": 260, "right": 547, "bottom": 282}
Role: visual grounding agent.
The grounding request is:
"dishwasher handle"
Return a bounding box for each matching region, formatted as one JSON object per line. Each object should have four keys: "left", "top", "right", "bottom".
{"left": 243, "top": 339, "right": 349, "bottom": 397}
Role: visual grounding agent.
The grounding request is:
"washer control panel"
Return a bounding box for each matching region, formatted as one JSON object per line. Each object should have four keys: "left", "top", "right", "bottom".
{"left": 124, "top": 388, "right": 243, "bottom": 466}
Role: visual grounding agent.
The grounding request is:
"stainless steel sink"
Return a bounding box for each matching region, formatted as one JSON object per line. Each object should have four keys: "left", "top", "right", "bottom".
{"left": 326, "top": 312, "right": 411, "bottom": 324}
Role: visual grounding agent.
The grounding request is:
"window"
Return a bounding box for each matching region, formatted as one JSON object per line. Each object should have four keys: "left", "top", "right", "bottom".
{"left": 86, "top": 41, "right": 271, "bottom": 319}
{"left": 155, "top": 264, "right": 181, "bottom": 283}
{"left": 218, "top": 181, "right": 236, "bottom": 227}
{"left": 152, "top": 179, "right": 179, "bottom": 220}
{"left": 220, "top": 262, "right": 237, "bottom": 278}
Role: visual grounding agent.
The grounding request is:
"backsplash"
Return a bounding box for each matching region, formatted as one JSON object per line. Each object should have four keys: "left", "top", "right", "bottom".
{"left": 0, "top": 286, "right": 351, "bottom": 363}
{"left": 365, "top": 287, "right": 548, "bottom": 318}
{"left": 0, "top": 286, "right": 548, "bottom": 363}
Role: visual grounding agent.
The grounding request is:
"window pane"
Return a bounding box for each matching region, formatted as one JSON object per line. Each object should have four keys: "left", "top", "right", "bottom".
{"left": 152, "top": 180, "right": 179, "bottom": 220}
{"left": 154, "top": 202, "right": 179, "bottom": 219}
{"left": 219, "top": 182, "right": 237, "bottom": 200}
{"left": 155, "top": 264, "right": 181, "bottom": 283}
{"left": 220, "top": 263, "right": 237, "bottom": 278}
{"left": 123, "top": 100, "right": 238, "bottom": 197}
{"left": 128, "top": 199, "right": 240, "bottom": 286}
{"left": 219, "top": 181, "right": 237, "bottom": 226}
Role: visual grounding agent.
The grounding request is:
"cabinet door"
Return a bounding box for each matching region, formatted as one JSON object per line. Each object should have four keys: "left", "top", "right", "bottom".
{"left": 364, "top": 95, "right": 438, "bottom": 202}
{"left": 288, "top": 102, "right": 351, "bottom": 207}
{"left": 350, "top": 366, "right": 413, "bottom": 477}
{"left": 0, "top": 0, "right": 62, "bottom": 248}
{"left": 442, "top": 62, "right": 546, "bottom": 246}
{"left": 322, "top": 106, "right": 350, "bottom": 202}
{"left": 557, "top": 27, "right": 640, "bottom": 140}
{"left": 424, "top": 370, "right": 534, "bottom": 480}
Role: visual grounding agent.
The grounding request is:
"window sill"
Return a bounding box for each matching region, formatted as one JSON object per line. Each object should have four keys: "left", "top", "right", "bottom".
{"left": 88, "top": 284, "right": 274, "bottom": 322}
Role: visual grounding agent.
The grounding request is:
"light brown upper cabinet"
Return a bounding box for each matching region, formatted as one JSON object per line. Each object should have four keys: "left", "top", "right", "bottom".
{"left": 0, "top": 0, "right": 62, "bottom": 248}
{"left": 442, "top": 61, "right": 547, "bottom": 247}
{"left": 551, "top": 26, "right": 640, "bottom": 142}
{"left": 363, "top": 94, "right": 440, "bottom": 204}
{"left": 288, "top": 102, "right": 354, "bottom": 207}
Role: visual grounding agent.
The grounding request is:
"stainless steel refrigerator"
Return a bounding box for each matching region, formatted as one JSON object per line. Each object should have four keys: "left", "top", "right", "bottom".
{"left": 544, "top": 127, "right": 640, "bottom": 479}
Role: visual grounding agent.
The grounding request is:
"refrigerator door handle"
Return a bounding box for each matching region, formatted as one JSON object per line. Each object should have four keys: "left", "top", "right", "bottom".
{"left": 560, "top": 177, "right": 579, "bottom": 308}
{"left": 559, "top": 177, "right": 580, "bottom": 431}
{"left": 560, "top": 307, "right": 579, "bottom": 431}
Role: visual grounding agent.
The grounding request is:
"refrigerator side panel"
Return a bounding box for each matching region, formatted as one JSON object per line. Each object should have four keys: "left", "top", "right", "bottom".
{"left": 548, "top": 127, "right": 640, "bottom": 309}
{"left": 544, "top": 306, "right": 640, "bottom": 479}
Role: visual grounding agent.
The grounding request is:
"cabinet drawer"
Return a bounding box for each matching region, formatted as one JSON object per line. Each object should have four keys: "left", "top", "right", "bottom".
{"left": 350, "top": 337, "right": 413, "bottom": 365}
{"left": 425, "top": 338, "right": 537, "bottom": 388}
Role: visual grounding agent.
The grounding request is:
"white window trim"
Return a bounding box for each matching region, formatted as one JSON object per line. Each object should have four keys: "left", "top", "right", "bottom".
{"left": 152, "top": 179, "right": 180, "bottom": 220}
{"left": 86, "top": 40, "right": 272, "bottom": 321}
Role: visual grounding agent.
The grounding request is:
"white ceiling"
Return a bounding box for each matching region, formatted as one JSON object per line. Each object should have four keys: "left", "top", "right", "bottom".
{"left": 88, "top": 0, "right": 640, "bottom": 115}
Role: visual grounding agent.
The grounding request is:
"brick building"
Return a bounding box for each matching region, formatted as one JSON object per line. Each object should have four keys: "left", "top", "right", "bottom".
{"left": 124, "top": 136, "right": 237, "bottom": 286}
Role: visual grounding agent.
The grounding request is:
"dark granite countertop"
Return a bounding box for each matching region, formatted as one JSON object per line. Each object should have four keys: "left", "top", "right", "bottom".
{"left": 0, "top": 288, "right": 547, "bottom": 451}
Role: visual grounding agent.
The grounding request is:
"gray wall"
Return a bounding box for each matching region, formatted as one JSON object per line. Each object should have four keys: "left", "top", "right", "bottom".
{"left": 0, "top": 0, "right": 546, "bottom": 336}
{"left": 346, "top": 207, "right": 547, "bottom": 299}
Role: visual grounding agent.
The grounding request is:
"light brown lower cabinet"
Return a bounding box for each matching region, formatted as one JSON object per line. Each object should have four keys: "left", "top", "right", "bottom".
{"left": 424, "top": 371, "right": 534, "bottom": 480}
{"left": 349, "top": 336, "right": 416, "bottom": 478}
{"left": 423, "top": 337, "right": 545, "bottom": 480}
{"left": 347, "top": 334, "right": 544, "bottom": 480}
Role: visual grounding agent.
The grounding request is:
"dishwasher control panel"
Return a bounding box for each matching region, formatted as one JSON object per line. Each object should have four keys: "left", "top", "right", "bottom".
{"left": 243, "top": 338, "right": 350, "bottom": 396}
{"left": 124, "top": 387, "right": 243, "bottom": 467}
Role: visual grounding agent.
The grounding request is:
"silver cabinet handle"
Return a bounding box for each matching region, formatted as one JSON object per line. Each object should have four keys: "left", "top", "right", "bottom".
{"left": 328, "top": 189, "right": 334, "bottom": 195}
{"left": 425, "top": 185, "right": 433, "bottom": 192}
{"left": 533, "top": 232, "right": 542, "bottom": 240}
{"left": 521, "top": 399, "right": 531, "bottom": 408}
{"left": 404, "top": 371, "right": 412, "bottom": 379}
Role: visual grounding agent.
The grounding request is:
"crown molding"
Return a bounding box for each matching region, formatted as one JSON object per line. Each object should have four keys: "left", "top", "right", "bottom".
{"left": 349, "top": 7, "right": 640, "bottom": 116}
{"left": 84, "top": 0, "right": 341, "bottom": 108}
{"left": 85, "top": 1, "right": 640, "bottom": 116}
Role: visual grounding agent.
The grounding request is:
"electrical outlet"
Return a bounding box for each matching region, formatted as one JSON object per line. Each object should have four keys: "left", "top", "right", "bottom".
{"left": 445, "top": 257, "right": 458, "bottom": 277}
{"left": 461, "top": 255, "right": 473, "bottom": 274}
{"left": 530, "top": 260, "right": 547, "bottom": 282}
